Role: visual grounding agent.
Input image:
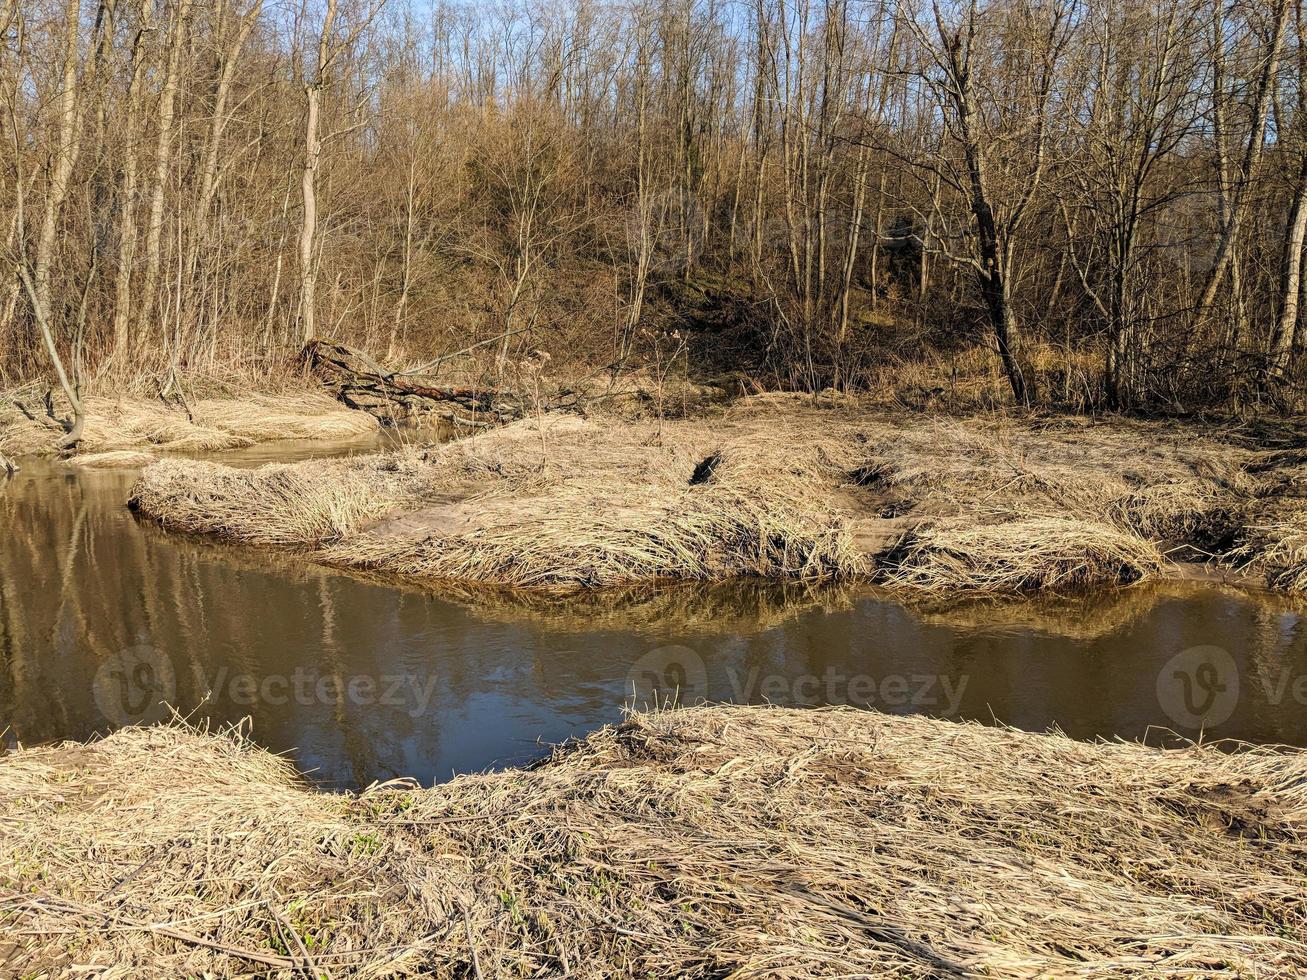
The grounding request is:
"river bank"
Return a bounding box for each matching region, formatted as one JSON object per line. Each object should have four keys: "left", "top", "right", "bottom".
{"left": 0, "top": 388, "right": 377, "bottom": 462}
{"left": 2, "top": 704, "right": 1304, "bottom": 977}
{"left": 126, "top": 395, "right": 1307, "bottom": 594}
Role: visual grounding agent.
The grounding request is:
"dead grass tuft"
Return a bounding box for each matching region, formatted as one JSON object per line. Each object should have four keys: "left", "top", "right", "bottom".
{"left": 66, "top": 449, "right": 158, "bottom": 469}
{"left": 1234, "top": 508, "right": 1307, "bottom": 593}
{"left": 129, "top": 456, "right": 413, "bottom": 545}
{"left": 327, "top": 482, "right": 863, "bottom": 587}
{"left": 2, "top": 706, "right": 1306, "bottom": 977}
{"left": 884, "top": 515, "right": 1167, "bottom": 592}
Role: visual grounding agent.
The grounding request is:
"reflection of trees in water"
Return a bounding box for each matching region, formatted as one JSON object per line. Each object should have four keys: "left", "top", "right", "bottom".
{"left": 0, "top": 463, "right": 447, "bottom": 785}
{"left": 900, "top": 582, "right": 1306, "bottom": 643}
{"left": 439, "top": 578, "right": 862, "bottom": 637}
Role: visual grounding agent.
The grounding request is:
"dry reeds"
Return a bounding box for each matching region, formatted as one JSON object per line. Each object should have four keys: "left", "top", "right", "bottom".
{"left": 1234, "top": 507, "right": 1307, "bottom": 593}
{"left": 327, "top": 481, "right": 863, "bottom": 587}
{"left": 2, "top": 705, "right": 1306, "bottom": 977}
{"left": 66, "top": 449, "right": 158, "bottom": 468}
{"left": 129, "top": 455, "right": 417, "bottom": 545}
{"left": 126, "top": 402, "right": 1307, "bottom": 594}
{"left": 883, "top": 516, "right": 1167, "bottom": 592}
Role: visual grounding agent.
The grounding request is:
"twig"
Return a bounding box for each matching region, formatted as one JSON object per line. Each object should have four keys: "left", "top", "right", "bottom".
{"left": 393, "top": 327, "right": 530, "bottom": 378}
{"left": 269, "top": 897, "right": 324, "bottom": 978}
{"left": 1, "top": 889, "right": 297, "bottom": 971}
{"left": 96, "top": 840, "right": 178, "bottom": 901}
{"left": 461, "top": 903, "right": 484, "bottom": 980}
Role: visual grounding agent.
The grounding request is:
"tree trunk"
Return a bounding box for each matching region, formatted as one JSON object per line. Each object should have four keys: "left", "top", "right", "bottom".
{"left": 1269, "top": 153, "right": 1307, "bottom": 381}
{"left": 139, "top": 0, "right": 192, "bottom": 347}
{"left": 110, "top": 0, "right": 152, "bottom": 359}
{"left": 299, "top": 0, "right": 338, "bottom": 344}
{"left": 298, "top": 82, "right": 322, "bottom": 342}
{"left": 1193, "top": 0, "right": 1290, "bottom": 321}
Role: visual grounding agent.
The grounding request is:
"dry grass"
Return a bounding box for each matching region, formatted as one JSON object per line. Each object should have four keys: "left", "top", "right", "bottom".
{"left": 1234, "top": 506, "right": 1307, "bottom": 593}
{"left": 0, "top": 389, "right": 377, "bottom": 457}
{"left": 129, "top": 454, "right": 420, "bottom": 545}
{"left": 867, "top": 342, "right": 1103, "bottom": 412}
{"left": 884, "top": 515, "right": 1167, "bottom": 592}
{"left": 65, "top": 449, "right": 159, "bottom": 469}
{"left": 127, "top": 401, "right": 1307, "bottom": 594}
{"left": 2, "top": 705, "right": 1306, "bottom": 977}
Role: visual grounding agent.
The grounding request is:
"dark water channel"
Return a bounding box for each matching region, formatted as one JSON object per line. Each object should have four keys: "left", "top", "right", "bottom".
{"left": 3, "top": 440, "right": 1306, "bottom": 788}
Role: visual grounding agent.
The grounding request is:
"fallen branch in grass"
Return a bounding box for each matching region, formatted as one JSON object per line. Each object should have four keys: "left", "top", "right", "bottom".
{"left": 304, "top": 338, "right": 530, "bottom": 426}
{"left": 3, "top": 890, "right": 298, "bottom": 971}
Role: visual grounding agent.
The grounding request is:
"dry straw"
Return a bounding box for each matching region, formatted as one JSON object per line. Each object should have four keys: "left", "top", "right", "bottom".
{"left": 128, "top": 402, "right": 1307, "bottom": 594}
{"left": 2, "top": 705, "right": 1306, "bottom": 977}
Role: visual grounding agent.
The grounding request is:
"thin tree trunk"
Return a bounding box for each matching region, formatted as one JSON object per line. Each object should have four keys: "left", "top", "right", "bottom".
{"left": 138, "top": 0, "right": 192, "bottom": 349}
{"left": 1269, "top": 153, "right": 1307, "bottom": 380}
{"left": 1194, "top": 0, "right": 1291, "bottom": 321}
{"left": 299, "top": 0, "right": 338, "bottom": 344}
{"left": 110, "top": 0, "right": 152, "bottom": 359}
{"left": 298, "top": 84, "right": 322, "bottom": 342}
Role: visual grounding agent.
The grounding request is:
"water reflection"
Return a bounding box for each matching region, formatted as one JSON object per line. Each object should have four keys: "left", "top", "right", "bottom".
{"left": 2, "top": 454, "right": 1306, "bottom": 788}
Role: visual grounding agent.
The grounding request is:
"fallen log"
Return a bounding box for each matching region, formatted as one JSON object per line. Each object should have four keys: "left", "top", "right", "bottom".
{"left": 303, "top": 340, "right": 529, "bottom": 426}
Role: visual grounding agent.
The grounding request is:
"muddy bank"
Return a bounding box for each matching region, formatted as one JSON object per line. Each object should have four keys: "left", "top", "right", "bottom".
{"left": 0, "top": 389, "right": 378, "bottom": 460}
{"left": 2, "top": 705, "right": 1304, "bottom": 977}
{"left": 126, "top": 398, "right": 1307, "bottom": 594}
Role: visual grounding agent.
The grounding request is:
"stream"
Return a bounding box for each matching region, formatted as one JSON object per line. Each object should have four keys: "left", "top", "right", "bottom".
{"left": 3, "top": 439, "right": 1306, "bottom": 788}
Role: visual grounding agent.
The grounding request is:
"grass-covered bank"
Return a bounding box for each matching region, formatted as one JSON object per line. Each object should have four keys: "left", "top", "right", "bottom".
{"left": 2, "top": 705, "right": 1305, "bottom": 977}
{"left": 128, "top": 396, "right": 1307, "bottom": 594}
{"left": 0, "top": 388, "right": 378, "bottom": 461}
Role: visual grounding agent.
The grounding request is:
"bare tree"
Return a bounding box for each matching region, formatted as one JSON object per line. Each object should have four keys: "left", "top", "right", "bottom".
{"left": 0, "top": 0, "right": 1303, "bottom": 413}
{"left": 1193, "top": 0, "right": 1292, "bottom": 326}
{"left": 896, "top": 0, "right": 1074, "bottom": 404}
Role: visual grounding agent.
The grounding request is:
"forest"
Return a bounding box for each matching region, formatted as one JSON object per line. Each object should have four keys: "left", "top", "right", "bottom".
{"left": 1, "top": 0, "right": 1305, "bottom": 413}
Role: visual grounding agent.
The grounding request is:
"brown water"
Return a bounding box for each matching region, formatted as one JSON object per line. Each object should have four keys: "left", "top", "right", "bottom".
{"left": 3, "top": 443, "right": 1307, "bottom": 788}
